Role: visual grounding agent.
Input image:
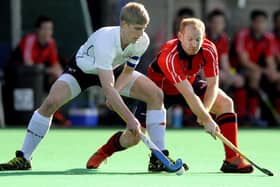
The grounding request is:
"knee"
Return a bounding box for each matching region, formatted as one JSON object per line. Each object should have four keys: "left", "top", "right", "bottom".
{"left": 147, "top": 87, "right": 164, "bottom": 106}
{"left": 221, "top": 95, "right": 234, "bottom": 111}
{"left": 120, "top": 132, "right": 141, "bottom": 148}
{"left": 39, "top": 96, "right": 60, "bottom": 115}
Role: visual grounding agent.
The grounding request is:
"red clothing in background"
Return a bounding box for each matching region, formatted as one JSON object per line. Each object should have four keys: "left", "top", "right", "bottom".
{"left": 19, "top": 32, "right": 59, "bottom": 66}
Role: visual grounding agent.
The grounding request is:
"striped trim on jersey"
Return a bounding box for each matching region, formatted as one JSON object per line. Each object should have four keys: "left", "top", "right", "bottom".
{"left": 165, "top": 45, "right": 182, "bottom": 83}
{"left": 24, "top": 34, "right": 36, "bottom": 62}
{"left": 202, "top": 42, "right": 219, "bottom": 76}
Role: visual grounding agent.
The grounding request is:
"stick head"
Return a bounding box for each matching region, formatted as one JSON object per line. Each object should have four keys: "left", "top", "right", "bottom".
{"left": 262, "top": 168, "right": 274, "bottom": 176}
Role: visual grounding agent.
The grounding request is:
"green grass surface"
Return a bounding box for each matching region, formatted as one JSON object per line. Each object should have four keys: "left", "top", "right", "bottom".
{"left": 0, "top": 128, "right": 279, "bottom": 187}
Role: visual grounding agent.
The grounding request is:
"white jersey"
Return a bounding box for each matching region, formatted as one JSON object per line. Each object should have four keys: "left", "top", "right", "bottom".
{"left": 75, "top": 26, "right": 150, "bottom": 74}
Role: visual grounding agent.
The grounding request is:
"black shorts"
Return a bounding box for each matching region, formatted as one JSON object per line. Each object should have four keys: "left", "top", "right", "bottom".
{"left": 134, "top": 77, "right": 208, "bottom": 123}
{"left": 164, "top": 77, "right": 207, "bottom": 109}
{"left": 63, "top": 58, "right": 124, "bottom": 91}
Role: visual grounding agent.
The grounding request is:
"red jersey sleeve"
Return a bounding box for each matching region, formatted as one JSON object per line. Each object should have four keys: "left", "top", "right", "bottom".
{"left": 48, "top": 39, "right": 59, "bottom": 65}
{"left": 202, "top": 40, "right": 219, "bottom": 77}
{"left": 20, "top": 33, "right": 36, "bottom": 62}
{"left": 235, "top": 29, "right": 247, "bottom": 54}
{"left": 158, "top": 47, "right": 186, "bottom": 85}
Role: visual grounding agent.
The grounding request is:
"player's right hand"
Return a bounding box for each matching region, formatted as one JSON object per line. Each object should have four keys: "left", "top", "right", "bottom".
{"left": 204, "top": 120, "right": 220, "bottom": 140}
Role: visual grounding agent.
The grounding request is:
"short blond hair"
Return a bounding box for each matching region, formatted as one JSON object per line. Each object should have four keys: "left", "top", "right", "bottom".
{"left": 179, "top": 18, "right": 205, "bottom": 35}
{"left": 120, "top": 2, "right": 150, "bottom": 25}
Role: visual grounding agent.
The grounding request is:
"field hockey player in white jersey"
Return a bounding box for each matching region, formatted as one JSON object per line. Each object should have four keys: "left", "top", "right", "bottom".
{"left": 0, "top": 2, "right": 175, "bottom": 171}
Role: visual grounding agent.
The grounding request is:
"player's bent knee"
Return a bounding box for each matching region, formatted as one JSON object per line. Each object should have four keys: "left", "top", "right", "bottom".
{"left": 221, "top": 95, "right": 234, "bottom": 111}
{"left": 148, "top": 87, "right": 164, "bottom": 105}
{"left": 122, "top": 136, "right": 141, "bottom": 147}
{"left": 120, "top": 131, "right": 141, "bottom": 148}
{"left": 39, "top": 96, "right": 61, "bottom": 115}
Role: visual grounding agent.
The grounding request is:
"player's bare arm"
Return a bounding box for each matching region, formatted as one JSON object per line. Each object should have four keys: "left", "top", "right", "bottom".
{"left": 219, "top": 54, "right": 233, "bottom": 81}
{"left": 203, "top": 76, "right": 219, "bottom": 111}
{"left": 264, "top": 56, "right": 280, "bottom": 81}
{"left": 239, "top": 52, "right": 262, "bottom": 72}
{"left": 97, "top": 68, "right": 140, "bottom": 133}
{"left": 239, "top": 52, "right": 263, "bottom": 89}
{"left": 220, "top": 54, "right": 230, "bottom": 73}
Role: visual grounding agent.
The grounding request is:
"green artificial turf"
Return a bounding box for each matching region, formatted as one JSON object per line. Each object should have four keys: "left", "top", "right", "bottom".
{"left": 0, "top": 128, "right": 279, "bottom": 187}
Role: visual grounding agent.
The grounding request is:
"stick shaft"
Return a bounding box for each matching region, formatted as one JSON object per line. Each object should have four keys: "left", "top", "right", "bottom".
{"left": 112, "top": 107, "right": 182, "bottom": 171}
{"left": 258, "top": 90, "right": 280, "bottom": 125}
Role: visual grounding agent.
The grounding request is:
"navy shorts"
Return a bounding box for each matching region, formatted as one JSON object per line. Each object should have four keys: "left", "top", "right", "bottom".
{"left": 134, "top": 77, "right": 208, "bottom": 123}
{"left": 63, "top": 58, "right": 124, "bottom": 91}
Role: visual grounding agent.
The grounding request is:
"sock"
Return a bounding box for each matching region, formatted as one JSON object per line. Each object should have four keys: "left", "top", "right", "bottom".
{"left": 233, "top": 88, "right": 247, "bottom": 118}
{"left": 21, "top": 111, "right": 52, "bottom": 160}
{"left": 100, "top": 131, "right": 126, "bottom": 156}
{"left": 216, "top": 113, "right": 238, "bottom": 160}
{"left": 146, "top": 109, "right": 166, "bottom": 150}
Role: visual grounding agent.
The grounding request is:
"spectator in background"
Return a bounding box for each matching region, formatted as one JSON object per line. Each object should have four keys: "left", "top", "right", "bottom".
{"left": 152, "top": 7, "right": 196, "bottom": 60}
{"left": 9, "top": 15, "right": 62, "bottom": 89}
{"left": 206, "top": 9, "right": 246, "bottom": 123}
{"left": 272, "top": 10, "right": 280, "bottom": 63}
{"left": 173, "top": 7, "right": 195, "bottom": 38}
{"left": 271, "top": 10, "right": 280, "bottom": 115}
{"left": 7, "top": 15, "right": 69, "bottom": 126}
{"left": 234, "top": 10, "right": 280, "bottom": 126}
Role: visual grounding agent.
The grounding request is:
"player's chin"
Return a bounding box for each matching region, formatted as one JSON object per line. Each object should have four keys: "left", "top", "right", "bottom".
{"left": 187, "top": 50, "right": 199, "bottom": 55}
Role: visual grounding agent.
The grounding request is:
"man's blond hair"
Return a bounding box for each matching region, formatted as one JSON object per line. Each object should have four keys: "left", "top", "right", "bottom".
{"left": 179, "top": 18, "right": 206, "bottom": 35}
{"left": 120, "top": 2, "right": 150, "bottom": 25}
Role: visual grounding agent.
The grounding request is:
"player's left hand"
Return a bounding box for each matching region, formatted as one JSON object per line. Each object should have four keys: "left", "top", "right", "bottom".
{"left": 198, "top": 118, "right": 220, "bottom": 139}
{"left": 204, "top": 121, "right": 220, "bottom": 139}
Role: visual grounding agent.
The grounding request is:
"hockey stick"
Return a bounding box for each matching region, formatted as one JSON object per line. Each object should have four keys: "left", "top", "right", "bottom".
{"left": 258, "top": 89, "right": 280, "bottom": 125}
{"left": 216, "top": 132, "right": 274, "bottom": 176}
{"left": 113, "top": 107, "right": 183, "bottom": 172}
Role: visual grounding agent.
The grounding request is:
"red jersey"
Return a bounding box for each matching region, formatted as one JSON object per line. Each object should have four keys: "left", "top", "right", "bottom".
{"left": 19, "top": 33, "right": 59, "bottom": 66}
{"left": 208, "top": 32, "right": 229, "bottom": 57}
{"left": 148, "top": 38, "right": 219, "bottom": 95}
{"left": 235, "top": 28, "right": 274, "bottom": 64}
{"left": 272, "top": 32, "right": 280, "bottom": 61}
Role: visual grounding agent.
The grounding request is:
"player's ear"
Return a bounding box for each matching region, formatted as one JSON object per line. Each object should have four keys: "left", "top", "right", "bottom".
{"left": 178, "top": 31, "right": 183, "bottom": 41}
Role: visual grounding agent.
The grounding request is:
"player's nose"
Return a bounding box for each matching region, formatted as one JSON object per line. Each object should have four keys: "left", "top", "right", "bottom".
{"left": 191, "top": 41, "right": 198, "bottom": 48}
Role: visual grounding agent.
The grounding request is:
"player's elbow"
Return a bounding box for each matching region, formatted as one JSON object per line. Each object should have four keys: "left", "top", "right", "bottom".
{"left": 102, "top": 85, "right": 116, "bottom": 98}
